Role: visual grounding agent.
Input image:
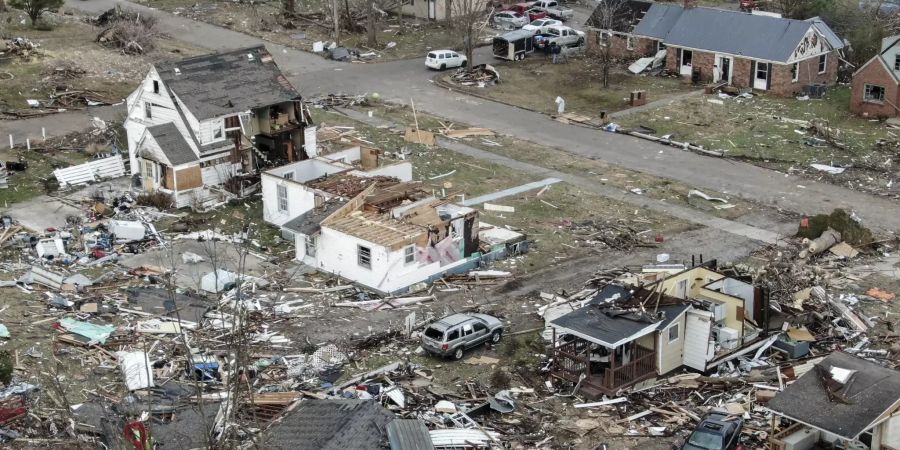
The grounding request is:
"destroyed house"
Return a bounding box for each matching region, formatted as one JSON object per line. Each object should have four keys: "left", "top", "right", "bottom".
{"left": 590, "top": 1, "right": 844, "bottom": 96}
{"left": 124, "top": 45, "right": 312, "bottom": 208}
{"left": 264, "top": 399, "right": 395, "bottom": 450}
{"left": 767, "top": 352, "right": 900, "bottom": 450}
{"left": 584, "top": 0, "right": 659, "bottom": 57}
{"left": 549, "top": 264, "right": 767, "bottom": 397}
{"left": 850, "top": 35, "right": 900, "bottom": 118}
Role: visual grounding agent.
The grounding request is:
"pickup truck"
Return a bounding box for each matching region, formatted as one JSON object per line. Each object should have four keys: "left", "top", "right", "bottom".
{"left": 534, "top": 25, "right": 584, "bottom": 49}
{"left": 504, "top": 3, "right": 548, "bottom": 22}
{"left": 532, "top": 0, "right": 573, "bottom": 21}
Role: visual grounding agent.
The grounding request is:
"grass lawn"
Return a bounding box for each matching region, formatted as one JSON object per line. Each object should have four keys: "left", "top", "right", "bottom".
{"left": 0, "top": 10, "right": 204, "bottom": 111}
{"left": 615, "top": 86, "right": 900, "bottom": 197}
{"left": 444, "top": 58, "right": 698, "bottom": 116}
{"left": 135, "top": 0, "right": 463, "bottom": 61}
{"left": 0, "top": 147, "right": 92, "bottom": 206}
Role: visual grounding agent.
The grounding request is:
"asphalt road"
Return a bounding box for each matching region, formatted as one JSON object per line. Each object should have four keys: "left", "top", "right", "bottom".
{"left": 4, "top": 0, "right": 899, "bottom": 234}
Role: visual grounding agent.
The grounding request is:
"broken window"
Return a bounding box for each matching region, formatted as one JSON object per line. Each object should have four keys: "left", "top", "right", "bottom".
{"left": 358, "top": 245, "right": 371, "bottom": 269}
{"left": 864, "top": 84, "right": 885, "bottom": 102}
{"left": 626, "top": 36, "right": 634, "bottom": 51}
{"left": 404, "top": 245, "right": 415, "bottom": 264}
{"left": 144, "top": 102, "right": 152, "bottom": 119}
{"left": 277, "top": 184, "right": 288, "bottom": 212}
{"left": 818, "top": 54, "right": 827, "bottom": 74}
{"left": 447, "top": 329, "right": 460, "bottom": 341}
{"left": 895, "top": 55, "right": 900, "bottom": 71}
{"left": 305, "top": 235, "right": 317, "bottom": 257}
{"left": 152, "top": 80, "right": 159, "bottom": 94}
{"left": 668, "top": 323, "right": 679, "bottom": 342}
{"left": 213, "top": 125, "right": 223, "bottom": 140}
{"left": 462, "top": 324, "right": 474, "bottom": 336}
{"left": 791, "top": 63, "right": 799, "bottom": 82}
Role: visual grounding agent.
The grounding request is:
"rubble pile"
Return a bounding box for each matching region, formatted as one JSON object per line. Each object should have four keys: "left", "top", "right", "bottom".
{"left": 0, "top": 37, "right": 40, "bottom": 58}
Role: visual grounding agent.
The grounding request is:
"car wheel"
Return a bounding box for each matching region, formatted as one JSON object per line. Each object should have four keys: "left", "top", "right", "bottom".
{"left": 577, "top": 37, "right": 584, "bottom": 46}
{"left": 461, "top": 60, "right": 467, "bottom": 67}
{"left": 453, "top": 348, "right": 464, "bottom": 360}
{"left": 491, "top": 330, "right": 502, "bottom": 343}
{"left": 440, "top": 63, "right": 446, "bottom": 70}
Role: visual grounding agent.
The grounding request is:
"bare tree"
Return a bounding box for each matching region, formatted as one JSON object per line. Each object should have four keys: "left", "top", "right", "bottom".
{"left": 445, "top": 0, "right": 452, "bottom": 26}
{"left": 0, "top": 0, "right": 7, "bottom": 13}
{"left": 771, "top": 0, "right": 821, "bottom": 19}
{"left": 586, "top": 0, "right": 629, "bottom": 88}
{"left": 282, "top": 0, "right": 295, "bottom": 16}
{"left": 450, "top": 0, "right": 488, "bottom": 69}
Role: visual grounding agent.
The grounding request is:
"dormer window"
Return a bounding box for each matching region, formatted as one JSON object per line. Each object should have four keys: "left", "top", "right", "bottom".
{"left": 213, "top": 126, "right": 223, "bottom": 140}
{"left": 152, "top": 80, "right": 159, "bottom": 94}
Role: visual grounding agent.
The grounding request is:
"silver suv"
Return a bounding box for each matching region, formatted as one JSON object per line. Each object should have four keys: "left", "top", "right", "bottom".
{"left": 421, "top": 313, "right": 504, "bottom": 360}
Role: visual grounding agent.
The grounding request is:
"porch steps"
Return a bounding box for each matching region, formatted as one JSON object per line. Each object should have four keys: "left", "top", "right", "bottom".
{"left": 578, "top": 383, "right": 607, "bottom": 400}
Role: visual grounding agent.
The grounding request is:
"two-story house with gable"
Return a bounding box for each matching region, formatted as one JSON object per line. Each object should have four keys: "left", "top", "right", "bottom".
{"left": 124, "top": 45, "right": 312, "bottom": 208}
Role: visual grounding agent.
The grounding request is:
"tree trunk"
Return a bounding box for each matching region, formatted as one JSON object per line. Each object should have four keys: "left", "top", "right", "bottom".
{"left": 602, "top": 59, "right": 610, "bottom": 88}
{"left": 464, "top": 30, "right": 474, "bottom": 71}
{"left": 282, "top": 0, "right": 295, "bottom": 16}
{"left": 332, "top": 0, "right": 341, "bottom": 43}
{"left": 367, "top": 1, "right": 377, "bottom": 47}
{"left": 445, "top": 0, "right": 452, "bottom": 24}
{"left": 0, "top": 0, "right": 6, "bottom": 13}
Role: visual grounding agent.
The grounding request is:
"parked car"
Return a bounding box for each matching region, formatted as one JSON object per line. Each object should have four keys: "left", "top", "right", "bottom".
{"left": 532, "top": 0, "right": 573, "bottom": 21}
{"left": 420, "top": 313, "right": 504, "bottom": 360}
{"left": 425, "top": 50, "right": 468, "bottom": 70}
{"left": 534, "top": 25, "right": 584, "bottom": 49}
{"left": 681, "top": 412, "right": 744, "bottom": 450}
{"left": 493, "top": 11, "right": 529, "bottom": 29}
{"left": 522, "top": 17, "right": 562, "bottom": 34}
{"left": 504, "top": 3, "right": 548, "bottom": 22}
{"left": 739, "top": 0, "right": 756, "bottom": 11}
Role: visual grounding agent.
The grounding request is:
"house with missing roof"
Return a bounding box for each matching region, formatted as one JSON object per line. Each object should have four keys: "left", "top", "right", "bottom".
{"left": 548, "top": 262, "right": 767, "bottom": 397}
{"left": 767, "top": 352, "right": 900, "bottom": 450}
{"left": 261, "top": 149, "right": 525, "bottom": 294}
{"left": 124, "top": 46, "right": 312, "bottom": 209}
{"left": 849, "top": 36, "right": 900, "bottom": 118}
{"left": 585, "top": 0, "right": 844, "bottom": 96}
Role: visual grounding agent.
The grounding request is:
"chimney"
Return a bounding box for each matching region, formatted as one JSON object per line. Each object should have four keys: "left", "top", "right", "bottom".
{"left": 683, "top": 0, "right": 697, "bottom": 8}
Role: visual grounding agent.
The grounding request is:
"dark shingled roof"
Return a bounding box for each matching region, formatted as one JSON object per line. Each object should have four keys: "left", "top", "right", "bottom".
{"left": 282, "top": 200, "right": 348, "bottom": 236}
{"left": 386, "top": 419, "right": 435, "bottom": 450}
{"left": 633, "top": 5, "right": 845, "bottom": 62}
{"left": 767, "top": 351, "right": 900, "bottom": 439}
{"left": 585, "top": 0, "right": 652, "bottom": 33}
{"left": 156, "top": 45, "right": 299, "bottom": 121}
{"left": 146, "top": 123, "right": 198, "bottom": 166}
{"left": 266, "top": 400, "right": 394, "bottom": 450}
{"left": 655, "top": 303, "right": 690, "bottom": 330}
{"left": 551, "top": 304, "right": 661, "bottom": 347}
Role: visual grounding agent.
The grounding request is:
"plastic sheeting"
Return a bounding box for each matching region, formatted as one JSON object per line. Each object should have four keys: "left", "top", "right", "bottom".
{"left": 117, "top": 351, "right": 154, "bottom": 391}
{"left": 58, "top": 318, "right": 115, "bottom": 345}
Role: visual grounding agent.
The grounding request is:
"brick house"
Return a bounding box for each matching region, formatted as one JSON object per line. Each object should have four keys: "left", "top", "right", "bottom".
{"left": 586, "top": 1, "right": 845, "bottom": 97}
{"left": 849, "top": 36, "right": 900, "bottom": 118}
{"left": 584, "top": 0, "right": 659, "bottom": 59}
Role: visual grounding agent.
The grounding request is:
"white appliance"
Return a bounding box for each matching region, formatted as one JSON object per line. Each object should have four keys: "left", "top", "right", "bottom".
{"left": 698, "top": 299, "right": 727, "bottom": 322}
{"left": 780, "top": 427, "right": 819, "bottom": 450}
{"left": 716, "top": 326, "right": 740, "bottom": 350}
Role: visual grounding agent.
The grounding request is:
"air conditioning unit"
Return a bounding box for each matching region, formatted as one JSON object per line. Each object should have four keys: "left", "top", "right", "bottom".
{"left": 780, "top": 427, "right": 819, "bottom": 450}
{"left": 716, "top": 327, "right": 740, "bottom": 350}
{"left": 698, "top": 299, "right": 726, "bottom": 322}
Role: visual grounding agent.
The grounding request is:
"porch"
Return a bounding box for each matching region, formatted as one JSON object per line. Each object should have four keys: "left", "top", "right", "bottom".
{"left": 552, "top": 335, "right": 657, "bottom": 397}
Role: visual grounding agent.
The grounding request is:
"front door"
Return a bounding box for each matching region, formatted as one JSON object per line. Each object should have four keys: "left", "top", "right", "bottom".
{"left": 754, "top": 62, "right": 769, "bottom": 90}
{"left": 714, "top": 55, "right": 732, "bottom": 84}
{"left": 428, "top": 0, "right": 436, "bottom": 20}
{"left": 679, "top": 49, "right": 693, "bottom": 76}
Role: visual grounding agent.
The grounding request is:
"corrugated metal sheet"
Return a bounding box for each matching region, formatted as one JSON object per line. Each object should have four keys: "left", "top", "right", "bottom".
{"left": 429, "top": 429, "right": 499, "bottom": 448}
{"left": 387, "top": 419, "right": 435, "bottom": 450}
{"left": 54, "top": 154, "right": 126, "bottom": 187}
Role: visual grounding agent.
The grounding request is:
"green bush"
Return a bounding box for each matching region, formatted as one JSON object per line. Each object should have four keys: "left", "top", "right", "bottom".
{"left": 0, "top": 350, "right": 14, "bottom": 385}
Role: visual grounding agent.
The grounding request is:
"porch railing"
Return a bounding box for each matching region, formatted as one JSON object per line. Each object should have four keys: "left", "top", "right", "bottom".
{"left": 602, "top": 345, "right": 656, "bottom": 390}
{"left": 553, "top": 340, "right": 589, "bottom": 383}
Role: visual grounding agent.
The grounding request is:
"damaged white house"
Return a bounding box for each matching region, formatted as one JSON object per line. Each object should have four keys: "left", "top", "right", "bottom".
{"left": 124, "top": 45, "right": 312, "bottom": 208}
{"left": 261, "top": 147, "right": 526, "bottom": 294}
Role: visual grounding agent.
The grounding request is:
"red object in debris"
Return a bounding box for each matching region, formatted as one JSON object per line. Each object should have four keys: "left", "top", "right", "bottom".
{"left": 655, "top": 234, "right": 664, "bottom": 243}
{"left": 800, "top": 217, "right": 810, "bottom": 229}
{"left": 356, "top": 384, "right": 368, "bottom": 391}
{"left": 124, "top": 421, "right": 152, "bottom": 450}
{"left": 0, "top": 397, "right": 26, "bottom": 425}
{"left": 92, "top": 249, "right": 106, "bottom": 259}
{"left": 45, "top": 227, "right": 57, "bottom": 233}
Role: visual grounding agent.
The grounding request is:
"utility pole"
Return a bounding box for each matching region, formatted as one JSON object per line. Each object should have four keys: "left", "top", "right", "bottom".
{"left": 332, "top": 0, "right": 341, "bottom": 44}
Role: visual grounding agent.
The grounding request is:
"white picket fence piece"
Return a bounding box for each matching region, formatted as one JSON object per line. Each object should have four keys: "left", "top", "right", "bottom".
{"left": 54, "top": 154, "right": 126, "bottom": 187}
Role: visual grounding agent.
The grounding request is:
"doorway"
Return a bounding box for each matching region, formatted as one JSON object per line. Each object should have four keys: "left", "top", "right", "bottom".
{"left": 714, "top": 54, "right": 732, "bottom": 84}
{"left": 428, "top": 0, "right": 436, "bottom": 20}
{"left": 754, "top": 62, "right": 769, "bottom": 90}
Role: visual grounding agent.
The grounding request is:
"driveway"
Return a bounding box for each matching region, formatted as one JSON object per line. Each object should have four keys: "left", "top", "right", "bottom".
{"left": 9, "top": 0, "right": 900, "bottom": 236}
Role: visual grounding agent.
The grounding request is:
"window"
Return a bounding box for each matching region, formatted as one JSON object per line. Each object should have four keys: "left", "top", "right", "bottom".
{"left": 224, "top": 116, "right": 240, "bottom": 129}
{"left": 462, "top": 324, "right": 474, "bottom": 337}
{"left": 358, "top": 245, "right": 371, "bottom": 269}
{"left": 668, "top": 323, "right": 680, "bottom": 343}
{"left": 895, "top": 55, "right": 900, "bottom": 71}
{"left": 864, "top": 84, "right": 885, "bottom": 102}
{"left": 791, "top": 62, "right": 799, "bottom": 82}
{"left": 404, "top": 245, "right": 415, "bottom": 264}
{"left": 213, "top": 126, "right": 223, "bottom": 140}
{"left": 818, "top": 54, "right": 827, "bottom": 74}
{"left": 626, "top": 35, "right": 634, "bottom": 51}
{"left": 756, "top": 63, "right": 769, "bottom": 80}
{"left": 144, "top": 102, "right": 152, "bottom": 119}
{"left": 597, "top": 32, "right": 609, "bottom": 47}
{"left": 473, "top": 322, "right": 487, "bottom": 333}
{"left": 152, "top": 80, "right": 159, "bottom": 94}
{"left": 276, "top": 184, "right": 288, "bottom": 212}
{"left": 446, "top": 329, "right": 460, "bottom": 341}
{"left": 305, "top": 235, "right": 317, "bottom": 257}
{"left": 283, "top": 172, "right": 294, "bottom": 180}
{"left": 657, "top": 41, "right": 666, "bottom": 51}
